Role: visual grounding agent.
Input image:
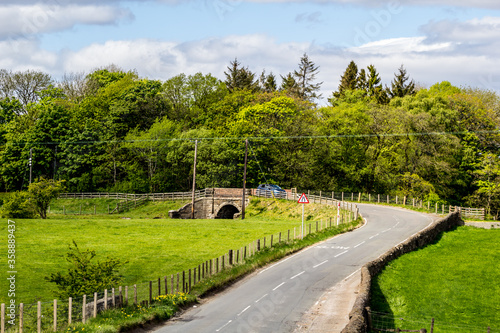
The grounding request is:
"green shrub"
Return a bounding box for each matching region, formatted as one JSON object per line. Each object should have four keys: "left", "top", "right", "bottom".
{"left": 0, "top": 191, "right": 36, "bottom": 218}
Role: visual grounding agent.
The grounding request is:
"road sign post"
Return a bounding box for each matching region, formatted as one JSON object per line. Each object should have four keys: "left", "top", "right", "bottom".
{"left": 297, "top": 193, "right": 309, "bottom": 239}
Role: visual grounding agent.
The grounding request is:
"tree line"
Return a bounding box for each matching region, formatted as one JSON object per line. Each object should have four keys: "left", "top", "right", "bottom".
{"left": 0, "top": 55, "right": 499, "bottom": 217}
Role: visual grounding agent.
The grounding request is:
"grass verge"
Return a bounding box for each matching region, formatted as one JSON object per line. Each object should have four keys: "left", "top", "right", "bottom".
{"left": 370, "top": 226, "right": 500, "bottom": 332}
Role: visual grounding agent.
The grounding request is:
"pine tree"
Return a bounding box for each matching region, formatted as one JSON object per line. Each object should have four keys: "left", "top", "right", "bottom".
{"left": 259, "top": 70, "right": 277, "bottom": 93}
{"left": 387, "top": 64, "right": 416, "bottom": 98}
{"left": 333, "top": 60, "right": 358, "bottom": 99}
{"left": 367, "top": 64, "right": 388, "bottom": 104}
{"left": 357, "top": 68, "right": 368, "bottom": 92}
{"left": 280, "top": 72, "right": 299, "bottom": 96}
{"left": 224, "top": 58, "right": 258, "bottom": 92}
{"left": 293, "top": 53, "right": 322, "bottom": 101}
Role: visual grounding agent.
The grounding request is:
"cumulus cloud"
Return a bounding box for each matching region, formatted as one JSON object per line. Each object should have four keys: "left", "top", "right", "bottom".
{"left": 421, "top": 16, "right": 500, "bottom": 46}
{"left": 1, "top": 33, "right": 500, "bottom": 103}
{"left": 0, "top": 4, "right": 133, "bottom": 40}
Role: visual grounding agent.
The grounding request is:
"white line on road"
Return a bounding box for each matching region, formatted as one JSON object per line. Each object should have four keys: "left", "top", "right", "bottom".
{"left": 313, "top": 260, "right": 328, "bottom": 268}
{"left": 273, "top": 282, "right": 285, "bottom": 291}
{"left": 344, "top": 268, "right": 361, "bottom": 281}
{"left": 215, "top": 320, "right": 232, "bottom": 332}
{"left": 290, "top": 271, "right": 305, "bottom": 279}
{"left": 382, "top": 228, "right": 392, "bottom": 233}
{"left": 335, "top": 250, "right": 349, "bottom": 258}
{"left": 237, "top": 306, "right": 251, "bottom": 316}
{"left": 369, "top": 233, "right": 380, "bottom": 239}
{"left": 255, "top": 294, "right": 268, "bottom": 303}
{"left": 354, "top": 241, "right": 365, "bottom": 248}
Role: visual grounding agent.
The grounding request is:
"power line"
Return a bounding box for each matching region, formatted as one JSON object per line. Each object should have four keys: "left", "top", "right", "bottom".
{"left": 2, "top": 130, "right": 500, "bottom": 147}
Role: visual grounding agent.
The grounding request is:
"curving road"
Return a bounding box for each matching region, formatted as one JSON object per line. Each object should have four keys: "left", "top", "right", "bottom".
{"left": 154, "top": 204, "right": 436, "bottom": 333}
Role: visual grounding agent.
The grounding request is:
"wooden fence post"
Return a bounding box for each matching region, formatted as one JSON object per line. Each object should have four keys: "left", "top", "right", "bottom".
{"left": 257, "top": 239, "right": 260, "bottom": 251}
{"left": 430, "top": 318, "right": 434, "bottom": 333}
{"left": 82, "top": 295, "right": 86, "bottom": 323}
{"left": 53, "top": 299, "right": 57, "bottom": 332}
{"left": 37, "top": 301, "right": 41, "bottom": 333}
{"left": 171, "top": 275, "right": 174, "bottom": 294}
{"left": 158, "top": 277, "right": 161, "bottom": 296}
{"left": 93, "top": 293, "right": 97, "bottom": 318}
{"left": 271, "top": 235, "right": 274, "bottom": 247}
{"left": 149, "top": 281, "right": 153, "bottom": 304}
{"left": 1, "top": 303, "right": 4, "bottom": 333}
{"left": 164, "top": 276, "right": 168, "bottom": 295}
{"left": 119, "top": 286, "right": 123, "bottom": 306}
{"left": 125, "top": 286, "right": 128, "bottom": 305}
{"left": 188, "top": 269, "right": 192, "bottom": 293}
{"left": 68, "top": 297, "right": 72, "bottom": 324}
{"left": 228, "top": 250, "right": 233, "bottom": 265}
{"left": 134, "top": 285, "right": 137, "bottom": 305}
{"left": 182, "top": 271, "right": 186, "bottom": 292}
{"left": 112, "top": 288, "right": 115, "bottom": 307}
{"left": 19, "top": 303, "right": 23, "bottom": 333}
{"left": 177, "top": 273, "right": 180, "bottom": 293}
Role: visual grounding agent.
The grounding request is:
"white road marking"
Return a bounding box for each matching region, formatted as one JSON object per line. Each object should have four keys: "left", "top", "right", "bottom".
{"left": 216, "top": 320, "right": 232, "bottom": 332}
{"left": 382, "top": 228, "right": 392, "bottom": 233}
{"left": 369, "top": 233, "right": 380, "bottom": 239}
{"left": 313, "top": 260, "right": 328, "bottom": 268}
{"left": 354, "top": 241, "right": 365, "bottom": 248}
{"left": 344, "top": 268, "right": 361, "bottom": 281}
{"left": 335, "top": 250, "right": 349, "bottom": 258}
{"left": 273, "top": 282, "right": 285, "bottom": 291}
{"left": 237, "top": 306, "right": 251, "bottom": 316}
{"left": 255, "top": 294, "right": 268, "bottom": 303}
{"left": 290, "top": 271, "right": 305, "bottom": 279}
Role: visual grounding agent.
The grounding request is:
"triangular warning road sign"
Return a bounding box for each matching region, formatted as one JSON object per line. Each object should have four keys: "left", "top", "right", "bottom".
{"left": 298, "top": 193, "right": 309, "bottom": 204}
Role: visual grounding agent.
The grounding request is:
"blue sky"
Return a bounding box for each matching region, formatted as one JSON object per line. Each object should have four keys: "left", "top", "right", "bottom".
{"left": 2, "top": 0, "right": 500, "bottom": 101}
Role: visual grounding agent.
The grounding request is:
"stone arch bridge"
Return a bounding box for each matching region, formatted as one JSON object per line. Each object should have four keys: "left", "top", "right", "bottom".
{"left": 168, "top": 188, "right": 253, "bottom": 219}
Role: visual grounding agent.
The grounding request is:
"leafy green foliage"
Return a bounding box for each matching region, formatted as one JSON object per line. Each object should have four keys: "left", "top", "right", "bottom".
{"left": 45, "top": 241, "right": 126, "bottom": 299}
{"left": 0, "top": 65, "right": 498, "bottom": 211}
{"left": 0, "top": 191, "right": 36, "bottom": 218}
{"left": 27, "top": 177, "right": 65, "bottom": 219}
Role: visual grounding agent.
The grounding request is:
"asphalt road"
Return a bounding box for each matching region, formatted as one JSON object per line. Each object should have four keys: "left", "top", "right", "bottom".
{"left": 155, "top": 204, "right": 435, "bottom": 333}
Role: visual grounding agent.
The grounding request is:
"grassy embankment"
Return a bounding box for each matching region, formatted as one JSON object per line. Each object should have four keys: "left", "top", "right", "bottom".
{"left": 371, "top": 226, "right": 500, "bottom": 332}
{"left": 0, "top": 196, "right": 353, "bottom": 303}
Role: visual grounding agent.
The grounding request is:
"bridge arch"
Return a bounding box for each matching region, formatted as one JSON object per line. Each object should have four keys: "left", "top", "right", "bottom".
{"left": 214, "top": 203, "right": 241, "bottom": 219}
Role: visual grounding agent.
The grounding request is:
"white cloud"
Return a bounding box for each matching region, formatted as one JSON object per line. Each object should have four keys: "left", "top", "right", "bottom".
{"left": 1, "top": 33, "right": 499, "bottom": 104}
{"left": 0, "top": 4, "right": 133, "bottom": 40}
{"left": 421, "top": 16, "right": 500, "bottom": 45}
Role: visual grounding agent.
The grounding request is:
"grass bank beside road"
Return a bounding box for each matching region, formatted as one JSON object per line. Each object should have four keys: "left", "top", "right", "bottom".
{"left": 0, "top": 197, "right": 351, "bottom": 303}
{"left": 371, "top": 226, "right": 500, "bottom": 332}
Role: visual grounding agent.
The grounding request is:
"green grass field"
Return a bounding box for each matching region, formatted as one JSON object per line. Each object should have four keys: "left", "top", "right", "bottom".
{"left": 371, "top": 226, "right": 500, "bottom": 332}
{"left": 0, "top": 197, "right": 342, "bottom": 304}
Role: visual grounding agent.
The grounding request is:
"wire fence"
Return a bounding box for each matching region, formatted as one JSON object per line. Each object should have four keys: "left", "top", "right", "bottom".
{"left": 369, "top": 310, "right": 495, "bottom": 333}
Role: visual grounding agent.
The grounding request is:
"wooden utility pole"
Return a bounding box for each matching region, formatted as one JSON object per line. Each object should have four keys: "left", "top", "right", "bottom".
{"left": 29, "top": 148, "right": 33, "bottom": 184}
{"left": 191, "top": 140, "right": 198, "bottom": 219}
{"left": 242, "top": 139, "right": 248, "bottom": 219}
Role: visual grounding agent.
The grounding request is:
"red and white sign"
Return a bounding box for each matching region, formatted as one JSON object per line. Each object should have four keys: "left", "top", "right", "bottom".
{"left": 297, "top": 193, "right": 309, "bottom": 204}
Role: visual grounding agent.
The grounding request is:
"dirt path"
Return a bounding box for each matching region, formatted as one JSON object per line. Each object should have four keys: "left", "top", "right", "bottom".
{"left": 293, "top": 269, "right": 361, "bottom": 333}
